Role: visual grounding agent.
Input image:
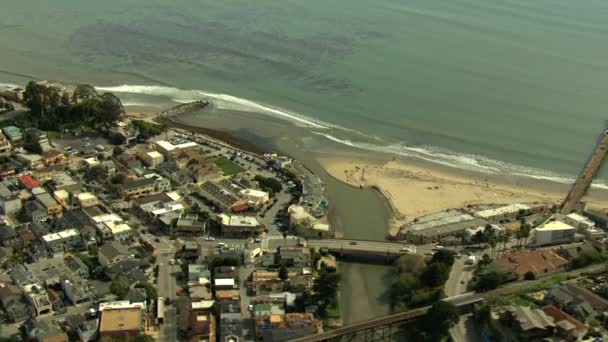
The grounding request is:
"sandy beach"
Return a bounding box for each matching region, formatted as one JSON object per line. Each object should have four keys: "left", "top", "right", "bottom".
{"left": 318, "top": 156, "right": 608, "bottom": 232}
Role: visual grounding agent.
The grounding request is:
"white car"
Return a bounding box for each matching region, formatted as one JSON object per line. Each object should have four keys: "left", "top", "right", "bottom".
{"left": 169, "top": 259, "right": 175, "bottom": 265}
{"left": 206, "top": 236, "right": 215, "bottom": 241}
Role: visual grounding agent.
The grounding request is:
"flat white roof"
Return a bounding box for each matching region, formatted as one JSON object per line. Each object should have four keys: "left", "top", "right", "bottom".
{"left": 53, "top": 189, "right": 70, "bottom": 200}
{"left": 105, "top": 221, "right": 133, "bottom": 235}
{"left": 84, "top": 157, "right": 100, "bottom": 166}
{"left": 566, "top": 213, "right": 593, "bottom": 223}
{"left": 147, "top": 151, "right": 163, "bottom": 158}
{"left": 240, "top": 189, "right": 268, "bottom": 198}
{"left": 76, "top": 192, "right": 97, "bottom": 201}
{"left": 475, "top": 203, "right": 530, "bottom": 218}
{"left": 42, "top": 229, "right": 79, "bottom": 242}
{"left": 151, "top": 203, "right": 184, "bottom": 216}
{"left": 166, "top": 191, "right": 182, "bottom": 201}
{"left": 99, "top": 300, "right": 146, "bottom": 312}
{"left": 155, "top": 140, "right": 198, "bottom": 151}
{"left": 219, "top": 214, "right": 260, "bottom": 227}
{"left": 536, "top": 220, "right": 575, "bottom": 232}
{"left": 214, "top": 278, "right": 235, "bottom": 286}
{"left": 191, "top": 300, "right": 215, "bottom": 310}
{"left": 93, "top": 213, "right": 123, "bottom": 224}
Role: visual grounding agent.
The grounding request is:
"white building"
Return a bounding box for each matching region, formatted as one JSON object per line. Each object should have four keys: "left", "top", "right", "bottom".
{"left": 104, "top": 221, "right": 133, "bottom": 242}
{"left": 142, "top": 151, "right": 164, "bottom": 168}
{"left": 533, "top": 221, "right": 576, "bottom": 246}
{"left": 239, "top": 188, "right": 270, "bottom": 208}
{"left": 563, "top": 213, "right": 595, "bottom": 231}
{"left": 217, "top": 214, "right": 263, "bottom": 238}
{"left": 154, "top": 140, "right": 198, "bottom": 159}
{"left": 75, "top": 192, "right": 99, "bottom": 208}
{"left": 474, "top": 203, "right": 546, "bottom": 221}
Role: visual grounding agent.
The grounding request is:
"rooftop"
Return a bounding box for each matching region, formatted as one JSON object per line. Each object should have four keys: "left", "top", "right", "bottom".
{"left": 155, "top": 140, "right": 198, "bottom": 151}
{"left": 41, "top": 229, "right": 79, "bottom": 243}
{"left": 99, "top": 308, "right": 142, "bottom": 333}
{"left": 536, "top": 220, "right": 575, "bottom": 232}
{"left": 497, "top": 249, "right": 568, "bottom": 279}
{"left": 219, "top": 214, "right": 261, "bottom": 227}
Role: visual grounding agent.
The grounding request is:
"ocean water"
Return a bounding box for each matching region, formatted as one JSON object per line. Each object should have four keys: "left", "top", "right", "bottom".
{"left": 2, "top": 0, "right": 608, "bottom": 184}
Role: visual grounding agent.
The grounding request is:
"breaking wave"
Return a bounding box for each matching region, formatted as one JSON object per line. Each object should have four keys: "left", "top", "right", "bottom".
{"left": 95, "top": 84, "right": 331, "bottom": 129}
{"left": 312, "top": 132, "right": 608, "bottom": 190}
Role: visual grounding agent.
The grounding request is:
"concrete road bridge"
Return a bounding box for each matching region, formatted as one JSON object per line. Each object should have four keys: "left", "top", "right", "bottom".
{"left": 304, "top": 239, "right": 420, "bottom": 263}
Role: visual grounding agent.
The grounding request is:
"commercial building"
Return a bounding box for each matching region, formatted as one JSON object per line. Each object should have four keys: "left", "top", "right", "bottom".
{"left": 154, "top": 139, "right": 199, "bottom": 159}
{"left": 474, "top": 203, "right": 547, "bottom": 221}
{"left": 533, "top": 221, "right": 576, "bottom": 246}
{"left": 199, "top": 181, "right": 242, "bottom": 212}
{"left": 496, "top": 250, "right": 568, "bottom": 279}
{"left": 287, "top": 205, "right": 331, "bottom": 239}
{"left": 563, "top": 213, "right": 595, "bottom": 231}
{"left": 98, "top": 308, "right": 144, "bottom": 339}
{"left": 18, "top": 174, "right": 41, "bottom": 190}
{"left": 396, "top": 209, "right": 487, "bottom": 242}
{"left": 217, "top": 214, "right": 263, "bottom": 238}
{"left": 239, "top": 188, "right": 270, "bottom": 208}
{"left": 142, "top": 151, "right": 164, "bottom": 167}
{"left": 41, "top": 149, "right": 65, "bottom": 166}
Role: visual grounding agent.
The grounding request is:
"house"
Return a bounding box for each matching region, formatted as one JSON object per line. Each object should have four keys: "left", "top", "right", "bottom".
{"left": 256, "top": 313, "right": 321, "bottom": 342}
{"left": 53, "top": 189, "right": 70, "bottom": 208}
{"left": 0, "top": 283, "right": 31, "bottom": 322}
{"left": 189, "top": 311, "right": 216, "bottom": 342}
{"left": 35, "top": 192, "right": 63, "bottom": 218}
{"left": 104, "top": 259, "right": 149, "bottom": 283}
{"left": 62, "top": 279, "right": 90, "bottom": 305}
{"left": 17, "top": 153, "right": 44, "bottom": 169}
{"left": 1, "top": 195, "right": 22, "bottom": 215}
{"left": 23, "top": 200, "right": 48, "bottom": 223}
{"left": 546, "top": 284, "right": 597, "bottom": 323}
{"left": 496, "top": 250, "right": 568, "bottom": 279}
{"left": 98, "top": 241, "right": 132, "bottom": 266}
{"left": 500, "top": 306, "right": 555, "bottom": 340}
{"left": 98, "top": 307, "right": 144, "bottom": 339}
{"left": 24, "top": 318, "right": 68, "bottom": 342}
{"left": 41, "top": 229, "right": 82, "bottom": 257}
{"left": 217, "top": 214, "right": 264, "bottom": 238}
{"left": 121, "top": 177, "right": 156, "bottom": 198}
{"left": 0, "top": 225, "right": 20, "bottom": 247}
{"left": 277, "top": 247, "right": 312, "bottom": 268}
{"left": 563, "top": 213, "right": 596, "bottom": 231}
{"left": 541, "top": 305, "right": 588, "bottom": 341}
{"left": 2, "top": 126, "right": 23, "bottom": 144}
{"left": 0, "top": 131, "right": 13, "bottom": 153}
{"left": 533, "top": 220, "right": 576, "bottom": 246}
{"left": 41, "top": 149, "right": 65, "bottom": 166}
{"left": 23, "top": 283, "right": 53, "bottom": 316}
{"left": 18, "top": 174, "right": 41, "bottom": 190}
{"left": 219, "top": 300, "right": 244, "bottom": 342}
{"left": 75, "top": 192, "right": 99, "bottom": 208}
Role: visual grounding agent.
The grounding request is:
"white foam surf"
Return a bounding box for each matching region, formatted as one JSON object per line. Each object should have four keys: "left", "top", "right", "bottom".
{"left": 312, "top": 132, "right": 608, "bottom": 190}
{"left": 95, "top": 84, "right": 331, "bottom": 129}
{"left": 0, "top": 82, "right": 21, "bottom": 89}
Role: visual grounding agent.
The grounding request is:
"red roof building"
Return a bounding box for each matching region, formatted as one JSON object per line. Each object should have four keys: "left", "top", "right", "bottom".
{"left": 231, "top": 203, "right": 250, "bottom": 213}
{"left": 18, "top": 175, "right": 41, "bottom": 190}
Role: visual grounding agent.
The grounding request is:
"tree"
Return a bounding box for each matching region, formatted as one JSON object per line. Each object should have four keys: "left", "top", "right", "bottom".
{"left": 474, "top": 230, "right": 484, "bottom": 247}
{"left": 135, "top": 282, "right": 158, "bottom": 301}
{"left": 421, "top": 262, "right": 449, "bottom": 287}
{"left": 389, "top": 273, "right": 420, "bottom": 309}
{"left": 254, "top": 175, "right": 283, "bottom": 194}
{"left": 73, "top": 84, "right": 98, "bottom": 102}
{"left": 110, "top": 277, "right": 130, "bottom": 299}
{"left": 279, "top": 265, "right": 288, "bottom": 281}
{"left": 395, "top": 254, "right": 427, "bottom": 275}
{"left": 113, "top": 146, "right": 124, "bottom": 156}
{"left": 474, "top": 272, "right": 504, "bottom": 292}
{"left": 314, "top": 265, "right": 341, "bottom": 310}
{"left": 23, "top": 130, "right": 42, "bottom": 154}
{"left": 431, "top": 249, "right": 455, "bottom": 267}
{"left": 420, "top": 301, "right": 459, "bottom": 338}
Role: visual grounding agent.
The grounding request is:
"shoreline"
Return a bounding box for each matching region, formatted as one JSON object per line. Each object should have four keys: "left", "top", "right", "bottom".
{"left": 317, "top": 155, "right": 608, "bottom": 237}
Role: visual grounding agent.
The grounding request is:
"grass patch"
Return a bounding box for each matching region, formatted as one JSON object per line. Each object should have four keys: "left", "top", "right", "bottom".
{"left": 45, "top": 130, "right": 62, "bottom": 140}
{"left": 325, "top": 294, "right": 341, "bottom": 319}
{"left": 490, "top": 293, "right": 535, "bottom": 308}
{"left": 210, "top": 157, "right": 243, "bottom": 176}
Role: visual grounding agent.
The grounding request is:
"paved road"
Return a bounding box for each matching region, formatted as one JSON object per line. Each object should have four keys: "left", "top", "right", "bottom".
{"left": 158, "top": 251, "right": 179, "bottom": 341}
{"left": 306, "top": 239, "right": 419, "bottom": 255}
